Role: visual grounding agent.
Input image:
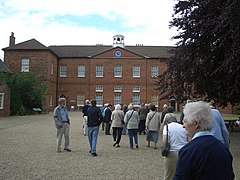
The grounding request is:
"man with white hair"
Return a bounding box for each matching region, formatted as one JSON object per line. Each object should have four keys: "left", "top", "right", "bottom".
{"left": 53, "top": 97, "right": 71, "bottom": 153}
{"left": 174, "top": 101, "right": 234, "bottom": 180}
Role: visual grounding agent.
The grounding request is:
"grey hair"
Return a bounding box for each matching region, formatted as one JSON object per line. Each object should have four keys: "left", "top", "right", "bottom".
{"left": 183, "top": 101, "right": 213, "bottom": 131}
{"left": 58, "top": 97, "right": 66, "bottom": 103}
{"left": 164, "top": 114, "right": 177, "bottom": 124}
{"left": 115, "top": 104, "right": 121, "bottom": 110}
{"left": 128, "top": 103, "right": 133, "bottom": 110}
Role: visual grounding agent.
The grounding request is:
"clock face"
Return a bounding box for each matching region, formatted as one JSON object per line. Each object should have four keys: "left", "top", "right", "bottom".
{"left": 114, "top": 50, "right": 122, "bottom": 57}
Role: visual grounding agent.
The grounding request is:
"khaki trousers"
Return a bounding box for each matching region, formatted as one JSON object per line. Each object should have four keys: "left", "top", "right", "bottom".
{"left": 163, "top": 151, "right": 179, "bottom": 180}
{"left": 56, "top": 123, "right": 70, "bottom": 150}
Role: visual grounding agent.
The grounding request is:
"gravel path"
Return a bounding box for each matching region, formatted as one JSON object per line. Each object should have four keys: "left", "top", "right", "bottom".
{"left": 0, "top": 112, "right": 239, "bottom": 180}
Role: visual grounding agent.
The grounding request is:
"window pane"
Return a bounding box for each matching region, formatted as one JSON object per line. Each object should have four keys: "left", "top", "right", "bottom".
{"left": 96, "top": 94, "right": 103, "bottom": 106}
{"left": 77, "top": 94, "right": 85, "bottom": 106}
{"left": 51, "top": 62, "right": 54, "bottom": 75}
{"left": 0, "top": 93, "right": 4, "bottom": 109}
{"left": 132, "top": 86, "right": 140, "bottom": 92}
{"left": 78, "top": 65, "right": 85, "bottom": 77}
{"left": 60, "top": 65, "right": 67, "bottom": 77}
{"left": 151, "top": 66, "right": 158, "bottom": 77}
{"left": 133, "top": 94, "right": 140, "bottom": 106}
{"left": 96, "top": 65, "right": 103, "bottom": 77}
{"left": 50, "top": 94, "right": 53, "bottom": 106}
{"left": 133, "top": 65, "right": 140, "bottom": 77}
{"left": 151, "top": 95, "right": 158, "bottom": 107}
{"left": 114, "top": 86, "right": 122, "bottom": 92}
{"left": 114, "top": 94, "right": 121, "bottom": 105}
{"left": 21, "top": 58, "right": 29, "bottom": 72}
{"left": 114, "top": 65, "right": 122, "bottom": 77}
{"left": 96, "top": 86, "right": 103, "bottom": 92}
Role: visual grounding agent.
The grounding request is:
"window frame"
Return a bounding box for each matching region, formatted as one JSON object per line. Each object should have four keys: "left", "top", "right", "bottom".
{"left": 60, "top": 65, "right": 67, "bottom": 77}
{"left": 133, "top": 65, "right": 140, "bottom": 78}
{"left": 51, "top": 62, "right": 54, "bottom": 75}
{"left": 96, "top": 86, "right": 103, "bottom": 92}
{"left": 95, "top": 94, "right": 103, "bottom": 107}
{"left": 151, "top": 65, "right": 158, "bottom": 77}
{"left": 132, "top": 94, "right": 140, "bottom": 107}
{"left": 96, "top": 65, "right": 103, "bottom": 77}
{"left": 114, "top": 94, "right": 122, "bottom": 106}
{"left": 151, "top": 95, "right": 159, "bottom": 107}
{"left": 114, "top": 65, "right": 122, "bottom": 77}
{"left": 21, "top": 58, "right": 29, "bottom": 72}
{"left": 78, "top": 65, "right": 85, "bottom": 77}
{"left": 114, "top": 85, "right": 122, "bottom": 92}
{"left": 0, "top": 93, "right": 4, "bottom": 109}
{"left": 77, "top": 94, "right": 85, "bottom": 107}
{"left": 132, "top": 86, "right": 140, "bottom": 92}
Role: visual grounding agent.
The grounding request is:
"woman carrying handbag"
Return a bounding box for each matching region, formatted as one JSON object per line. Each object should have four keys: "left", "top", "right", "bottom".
{"left": 162, "top": 114, "right": 187, "bottom": 180}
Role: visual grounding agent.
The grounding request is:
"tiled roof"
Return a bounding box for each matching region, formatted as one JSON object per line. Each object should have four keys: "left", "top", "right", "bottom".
{"left": 2, "top": 38, "right": 174, "bottom": 58}
{"left": 49, "top": 45, "right": 113, "bottom": 58}
{"left": 49, "top": 45, "right": 174, "bottom": 58}
{"left": 2, "top": 39, "right": 48, "bottom": 50}
{"left": 126, "top": 46, "right": 173, "bottom": 58}
{"left": 0, "top": 59, "right": 12, "bottom": 73}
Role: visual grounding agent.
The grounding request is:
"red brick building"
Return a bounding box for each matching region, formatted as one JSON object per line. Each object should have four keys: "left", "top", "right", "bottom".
{"left": 3, "top": 33, "right": 234, "bottom": 114}
{"left": 3, "top": 33, "right": 175, "bottom": 112}
{"left": 0, "top": 60, "right": 11, "bottom": 116}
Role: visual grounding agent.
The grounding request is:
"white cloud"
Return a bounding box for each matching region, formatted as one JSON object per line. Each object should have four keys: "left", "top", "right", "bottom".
{"left": 0, "top": 0, "right": 177, "bottom": 60}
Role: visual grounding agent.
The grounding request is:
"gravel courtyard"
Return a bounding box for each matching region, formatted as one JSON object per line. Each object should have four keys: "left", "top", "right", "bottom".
{"left": 0, "top": 111, "right": 239, "bottom": 180}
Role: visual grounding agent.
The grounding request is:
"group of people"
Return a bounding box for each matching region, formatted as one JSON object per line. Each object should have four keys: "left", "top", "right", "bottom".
{"left": 161, "top": 101, "right": 234, "bottom": 180}
{"left": 53, "top": 98, "right": 235, "bottom": 179}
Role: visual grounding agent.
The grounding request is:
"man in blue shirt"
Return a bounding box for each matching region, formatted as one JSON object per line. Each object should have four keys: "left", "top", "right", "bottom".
{"left": 210, "top": 108, "right": 230, "bottom": 148}
{"left": 53, "top": 98, "right": 71, "bottom": 153}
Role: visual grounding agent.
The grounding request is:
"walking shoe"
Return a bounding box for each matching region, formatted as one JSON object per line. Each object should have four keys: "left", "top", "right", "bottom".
{"left": 91, "top": 153, "right": 98, "bottom": 156}
{"left": 116, "top": 144, "right": 120, "bottom": 147}
{"left": 64, "top": 148, "right": 72, "bottom": 152}
{"left": 136, "top": 145, "right": 139, "bottom": 149}
{"left": 57, "top": 149, "right": 61, "bottom": 153}
{"left": 113, "top": 142, "right": 116, "bottom": 146}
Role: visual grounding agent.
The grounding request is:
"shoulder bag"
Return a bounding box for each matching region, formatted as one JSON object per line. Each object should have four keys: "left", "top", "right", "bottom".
{"left": 125, "top": 110, "right": 134, "bottom": 127}
{"left": 161, "top": 123, "right": 171, "bottom": 157}
{"left": 117, "top": 110, "right": 125, "bottom": 125}
{"left": 146, "top": 112, "right": 156, "bottom": 133}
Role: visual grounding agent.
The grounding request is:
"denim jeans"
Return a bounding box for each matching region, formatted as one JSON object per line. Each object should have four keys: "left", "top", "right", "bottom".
{"left": 128, "top": 129, "right": 138, "bottom": 148}
{"left": 88, "top": 126, "right": 99, "bottom": 153}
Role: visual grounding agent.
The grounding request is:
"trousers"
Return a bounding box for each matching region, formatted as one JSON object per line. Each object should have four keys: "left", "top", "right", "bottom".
{"left": 56, "top": 123, "right": 70, "bottom": 150}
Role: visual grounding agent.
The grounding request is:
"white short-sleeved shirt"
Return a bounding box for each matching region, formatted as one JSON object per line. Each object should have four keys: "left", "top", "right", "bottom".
{"left": 163, "top": 122, "right": 188, "bottom": 151}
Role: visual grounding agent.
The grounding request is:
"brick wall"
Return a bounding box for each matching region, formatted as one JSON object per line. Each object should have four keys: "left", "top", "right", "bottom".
{"left": 4, "top": 50, "right": 58, "bottom": 112}
{"left": 57, "top": 48, "right": 169, "bottom": 110}
{"left": 0, "top": 81, "right": 10, "bottom": 116}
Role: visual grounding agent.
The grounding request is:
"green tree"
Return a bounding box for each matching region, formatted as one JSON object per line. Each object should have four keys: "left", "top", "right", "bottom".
{"left": 6, "top": 71, "right": 47, "bottom": 115}
{"left": 157, "top": 0, "right": 240, "bottom": 106}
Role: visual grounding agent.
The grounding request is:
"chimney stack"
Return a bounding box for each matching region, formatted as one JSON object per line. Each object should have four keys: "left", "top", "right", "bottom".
{"left": 9, "top": 32, "right": 15, "bottom": 47}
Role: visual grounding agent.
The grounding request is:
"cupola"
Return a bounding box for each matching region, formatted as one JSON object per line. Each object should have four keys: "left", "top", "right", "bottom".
{"left": 113, "top": 34, "right": 125, "bottom": 48}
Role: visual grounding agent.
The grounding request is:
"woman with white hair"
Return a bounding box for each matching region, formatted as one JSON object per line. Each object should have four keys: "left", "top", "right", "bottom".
{"left": 174, "top": 101, "right": 234, "bottom": 180}
{"left": 124, "top": 103, "right": 140, "bottom": 149}
{"left": 111, "top": 104, "right": 125, "bottom": 147}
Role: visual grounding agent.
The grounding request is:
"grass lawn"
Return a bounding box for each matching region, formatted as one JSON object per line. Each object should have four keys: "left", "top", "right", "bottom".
{"left": 222, "top": 114, "right": 240, "bottom": 120}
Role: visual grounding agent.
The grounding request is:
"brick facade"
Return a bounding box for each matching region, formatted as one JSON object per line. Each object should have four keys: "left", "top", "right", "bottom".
{"left": 2, "top": 33, "right": 234, "bottom": 114}
{"left": 0, "top": 80, "right": 10, "bottom": 117}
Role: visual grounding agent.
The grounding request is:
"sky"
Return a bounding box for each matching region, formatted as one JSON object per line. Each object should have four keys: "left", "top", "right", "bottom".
{"left": 0, "top": 0, "right": 178, "bottom": 60}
